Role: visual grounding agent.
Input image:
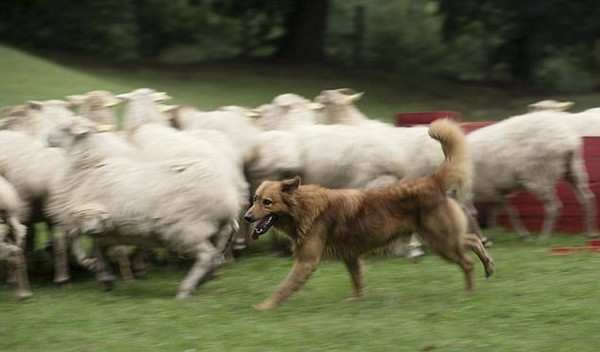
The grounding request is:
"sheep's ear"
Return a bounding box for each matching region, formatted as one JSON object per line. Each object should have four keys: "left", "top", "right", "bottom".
{"left": 159, "top": 104, "right": 180, "bottom": 115}
{"left": 116, "top": 93, "right": 132, "bottom": 101}
{"left": 152, "top": 92, "right": 171, "bottom": 102}
{"left": 66, "top": 95, "right": 87, "bottom": 106}
{"left": 71, "top": 125, "right": 92, "bottom": 138}
{"left": 558, "top": 101, "right": 575, "bottom": 111}
{"left": 27, "top": 100, "right": 44, "bottom": 110}
{"left": 346, "top": 91, "right": 364, "bottom": 103}
{"left": 308, "top": 102, "right": 324, "bottom": 111}
{"left": 103, "top": 96, "right": 121, "bottom": 108}
{"left": 95, "top": 124, "right": 115, "bottom": 132}
{"left": 281, "top": 176, "right": 301, "bottom": 193}
{"left": 246, "top": 109, "right": 261, "bottom": 118}
{"left": 56, "top": 99, "right": 76, "bottom": 109}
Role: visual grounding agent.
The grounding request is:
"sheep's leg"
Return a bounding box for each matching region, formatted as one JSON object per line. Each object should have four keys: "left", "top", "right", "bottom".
{"left": 92, "top": 241, "right": 115, "bottom": 290}
{"left": 115, "top": 248, "right": 134, "bottom": 281}
{"left": 486, "top": 205, "right": 499, "bottom": 229}
{"left": 70, "top": 235, "right": 98, "bottom": 271}
{"left": 5, "top": 265, "right": 17, "bottom": 284}
{"left": 131, "top": 249, "right": 148, "bottom": 278}
{"left": 564, "top": 153, "right": 599, "bottom": 237}
{"left": 24, "top": 224, "right": 36, "bottom": 253}
{"left": 529, "top": 189, "right": 561, "bottom": 239}
{"left": 50, "top": 226, "right": 69, "bottom": 284}
{"left": 503, "top": 200, "right": 531, "bottom": 239}
{"left": 176, "top": 242, "right": 218, "bottom": 299}
{"left": 1, "top": 243, "right": 32, "bottom": 300}
{"left": 231, "top": 220, "right": 250, "bottom": 256}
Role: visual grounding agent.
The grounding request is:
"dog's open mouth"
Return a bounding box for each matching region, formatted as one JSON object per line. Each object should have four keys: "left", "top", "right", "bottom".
{"left": 252, "top": 214, "right": 278, "bottom": 239}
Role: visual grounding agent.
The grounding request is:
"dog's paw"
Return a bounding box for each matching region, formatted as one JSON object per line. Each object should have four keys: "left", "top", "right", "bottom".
{"left": 254, "top": 300, "right": 278, "bottom": 311}
{"left": 485, "top": 260, "right": 496, "bottom": 278}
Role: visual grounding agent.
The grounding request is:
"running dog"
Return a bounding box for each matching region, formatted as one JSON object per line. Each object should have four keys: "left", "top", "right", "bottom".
{"left": 244, "top": 119, "right": 494, "bottom": 310}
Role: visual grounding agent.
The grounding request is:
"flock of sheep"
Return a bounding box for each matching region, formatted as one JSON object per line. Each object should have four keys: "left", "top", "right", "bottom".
{"left": 0, "top": 88, "right": 598, "bottom": 301}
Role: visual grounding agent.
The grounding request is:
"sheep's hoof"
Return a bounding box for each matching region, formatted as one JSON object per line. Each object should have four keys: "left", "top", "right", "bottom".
{"left": 53, "top": 276, "right": 70, "bottom": 285}
{"left": 175, "top": 291, "right": 191, "bottom": 300}
{"left": 16, "top": 290, "right": 33, "bottom": 301}
{"left": 100, "top": 279, "right": 115, "bottom": 291}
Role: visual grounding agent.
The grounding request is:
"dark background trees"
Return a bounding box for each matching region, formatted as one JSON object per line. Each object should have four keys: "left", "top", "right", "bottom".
{"left": 1, "top": 0, "right": 599, "bottom": 90}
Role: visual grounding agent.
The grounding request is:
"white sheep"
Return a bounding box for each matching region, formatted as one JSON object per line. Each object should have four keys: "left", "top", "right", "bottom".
{"left": 252, "top": 93, "right": 322, "bottom": 130}
{"left": 118, "top": 89, "right": 249, "bottom": 208}
{"left": 467, "top": 110, "right": 598, "bottom": 238}
{"left": 0, "top": 102, "right": 72, "bottom": 283}
{"left": 0, "top": 175, "right": 32, "bottom": 300}
{"left": 47, "top": 117, "right": 241, "bottom": 298}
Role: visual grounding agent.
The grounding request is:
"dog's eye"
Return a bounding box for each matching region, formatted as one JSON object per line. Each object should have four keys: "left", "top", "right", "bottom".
{"left": 262, "top": 199, "right": 272, "bottom": 206}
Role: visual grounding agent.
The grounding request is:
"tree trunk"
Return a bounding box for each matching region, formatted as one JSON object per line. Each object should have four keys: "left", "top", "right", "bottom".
{"left": 277, "top": 0, "right": 330, "bottom": 62}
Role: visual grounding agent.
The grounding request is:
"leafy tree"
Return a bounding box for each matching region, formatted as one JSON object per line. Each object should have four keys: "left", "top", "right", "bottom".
{"left": 438, "top": 0, "right": 600, "bottom": 80}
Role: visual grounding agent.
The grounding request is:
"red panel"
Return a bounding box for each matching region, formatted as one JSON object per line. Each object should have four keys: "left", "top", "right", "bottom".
{"left": 461, "top": 121, "right": 496, "bottom": 134}
{"left": 395, "top": 111, "right": 461, "bottom": 127}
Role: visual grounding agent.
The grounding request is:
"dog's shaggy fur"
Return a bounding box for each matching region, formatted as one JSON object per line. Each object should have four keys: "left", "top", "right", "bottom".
{"left": 245, "top": 119, "right": 495, "bottom": 310}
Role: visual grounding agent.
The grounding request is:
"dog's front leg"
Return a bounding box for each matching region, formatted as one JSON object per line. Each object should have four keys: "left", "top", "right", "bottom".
{"left": 255, "top": 235, "right": 324, "bottom": 310}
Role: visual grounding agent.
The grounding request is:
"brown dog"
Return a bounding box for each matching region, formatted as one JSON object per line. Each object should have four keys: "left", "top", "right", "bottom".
{"left": 244, "top": 119, "right": 494, "bottom": 310}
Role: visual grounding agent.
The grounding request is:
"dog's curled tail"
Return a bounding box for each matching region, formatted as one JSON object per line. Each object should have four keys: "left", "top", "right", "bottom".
{"left": 428, "top": 118, "right": 472, "bottom": 197}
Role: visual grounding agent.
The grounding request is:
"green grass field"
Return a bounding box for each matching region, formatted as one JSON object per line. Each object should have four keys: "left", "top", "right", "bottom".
{"left": 2, "top": 45, "right": 600, "bottom": 351}
{"left": 2, "top": 232, "right": 599, "bottom": 352}
{"left": 3, "top": 45, "right": 600, "bottom": 120}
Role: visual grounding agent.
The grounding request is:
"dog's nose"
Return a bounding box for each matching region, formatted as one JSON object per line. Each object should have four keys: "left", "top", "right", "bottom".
{"left": 243, "top": 211, "right": 254, "bottom": 223}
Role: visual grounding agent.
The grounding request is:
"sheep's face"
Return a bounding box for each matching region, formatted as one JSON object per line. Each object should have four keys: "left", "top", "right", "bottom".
{"left": 47, "top": 118, "right": 97, "bottom": 149}
{"left": 244, "top": 176, "right": 300, "bottom": 239}
{"left": 28, "top": 100, "right": 76, "bottom": 124}
{"left": 68, "top": 91, "right": 120, "bottom": 111}
{"left": 72, "top": 207, "right": 111, "bottom": 235}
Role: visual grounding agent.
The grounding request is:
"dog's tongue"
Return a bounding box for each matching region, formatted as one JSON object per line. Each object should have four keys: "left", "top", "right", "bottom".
{"left": 252, "top": 214, "right": 277, "bottom": 239}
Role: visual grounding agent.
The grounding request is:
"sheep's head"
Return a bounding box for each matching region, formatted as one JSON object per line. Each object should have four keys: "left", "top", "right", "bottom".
{"left": 71, "top": 204, "right": 111, "bottom": 235}
{"left": 116, "top": 88, "right": 171, "bottom": 102}
{"left": 252, "top": 94, "right": 323, "bottom": 130}
{"left": 27, "top": 99, "right": 77, "bottom": 126}
{"left": 528, "top": 100, "right": 574, "bottom": 112}
{"left": 314, "top": 88, "right": 364, "bottom": 106}
{"left": 47, "top": 116, "right": 113, "bottom": 149}
{"left": 67, "top": 90, "right": 120, "bottom": 111}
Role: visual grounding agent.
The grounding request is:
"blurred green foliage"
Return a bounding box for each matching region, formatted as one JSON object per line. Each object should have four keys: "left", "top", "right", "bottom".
{"left": 0, "top": 0, "right": 599, "bottom": 90}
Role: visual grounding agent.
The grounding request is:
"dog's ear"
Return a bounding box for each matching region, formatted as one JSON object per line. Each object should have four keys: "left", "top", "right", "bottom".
{"left": 281, "top": 176, "right": 301, "bottom": 193}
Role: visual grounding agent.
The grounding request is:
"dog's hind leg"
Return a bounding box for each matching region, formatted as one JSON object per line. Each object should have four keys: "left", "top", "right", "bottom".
{"left": 458, "top": 251, "right": 475, "bottom": 292}
{"left": 255, "top": 235, "right": 324, "bottom": 310}
{"left": 343, "top": 256, "right": 364, "bottom": 299}
{"left": 463, "top": 234, "right": 495, "bottom": 278}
